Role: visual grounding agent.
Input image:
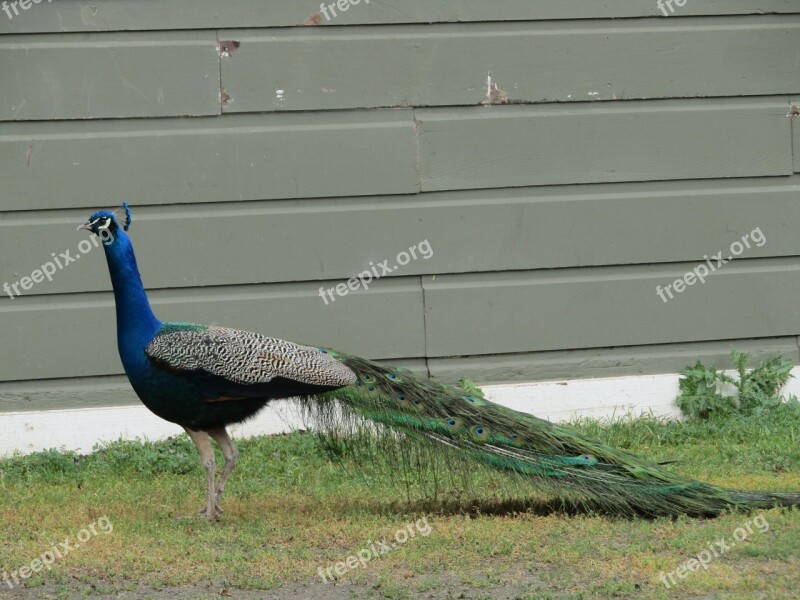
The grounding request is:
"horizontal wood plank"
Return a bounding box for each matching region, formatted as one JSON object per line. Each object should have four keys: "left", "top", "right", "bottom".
{"left": 221, "top": 18, "right": 800, "bottom": 112}
{"left": 422, "top": 258, "right": 800, "bottom": 357}
{"left": 428, "top": 338, "right": 800, "bottom": 384}
{"left": 0, "top": 110, "right": 419, "bottom": 211}
{"left": 0, "top": 278, "right": 425, "bottom": 382}
{"left": 417, "top": 99, "right": 793, "bottom": 191}
{"left": 0, "top": 32, "right": 220, "bottom": 121}
{"left": 2, "top": 177, "right": 799, "bottom": 296}
{"left": 1, "top": 1, "right": 797, "bottom": 34}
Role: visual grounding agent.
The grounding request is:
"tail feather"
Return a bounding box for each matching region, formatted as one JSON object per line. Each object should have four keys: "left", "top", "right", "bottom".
{"left": 301, "top": 352, "right": 800, "bottom": 518}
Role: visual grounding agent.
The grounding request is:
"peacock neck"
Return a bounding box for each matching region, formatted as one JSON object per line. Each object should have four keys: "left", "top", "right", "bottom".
{"left": 103, "top": 230, "right": 161, "bottom": 354}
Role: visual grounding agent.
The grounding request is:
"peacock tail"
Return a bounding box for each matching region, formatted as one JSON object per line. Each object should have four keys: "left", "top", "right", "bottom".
{"left": 301, "top": 350, "right": 800, "bottom": 518}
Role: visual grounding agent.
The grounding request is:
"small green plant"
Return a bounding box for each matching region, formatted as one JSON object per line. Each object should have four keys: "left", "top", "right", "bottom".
{"left": 458, "top": 377, "right": 486, "bottom": 400}
{"left": 92, "top": 436, "right": 198, "bottom": 475}
{"left": 0, "top": 448, "right": 81, "bottom": 482}
{"left": 677, "top": 350, "right": 795, "bottom": 419}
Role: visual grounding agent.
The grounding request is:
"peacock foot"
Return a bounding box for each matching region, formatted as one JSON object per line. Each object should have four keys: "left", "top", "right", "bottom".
{"left": 198, "top": 502, "right": 224, "bottom": 520}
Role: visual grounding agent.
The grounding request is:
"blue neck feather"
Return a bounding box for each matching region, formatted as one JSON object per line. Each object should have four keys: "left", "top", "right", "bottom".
{"left": 101, "top": 228, "right": 162, "bottom": 369}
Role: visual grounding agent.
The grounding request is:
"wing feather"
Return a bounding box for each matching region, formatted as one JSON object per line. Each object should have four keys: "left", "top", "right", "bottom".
{"left": 145, "top": 324, "right": 357, "bottom": 389}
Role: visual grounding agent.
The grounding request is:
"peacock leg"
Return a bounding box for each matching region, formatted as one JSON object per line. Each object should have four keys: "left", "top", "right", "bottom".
{"left": 184, "top": 428, "right": 220, "bottom": 520}
{"left": 208, "top": 427, "right": 239, "bottom": 512}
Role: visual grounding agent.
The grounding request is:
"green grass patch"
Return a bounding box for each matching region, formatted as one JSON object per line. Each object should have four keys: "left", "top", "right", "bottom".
{"left": 1, "top": 405, "right": 799, "bottom": 599}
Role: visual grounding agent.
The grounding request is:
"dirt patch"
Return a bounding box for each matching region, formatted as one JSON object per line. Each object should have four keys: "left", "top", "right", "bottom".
{"left": 5, "top": 579, "right": 528, "bottom": 600}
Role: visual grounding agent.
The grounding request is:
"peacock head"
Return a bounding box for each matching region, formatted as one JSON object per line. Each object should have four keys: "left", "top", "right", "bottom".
{"left": 78, "top": 203, "right": 132, "bottom": 245}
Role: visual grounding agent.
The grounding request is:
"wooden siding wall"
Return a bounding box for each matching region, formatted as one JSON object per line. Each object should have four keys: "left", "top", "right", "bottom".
{"left": 1, "top": 2, "right": 800, "bottom": 412}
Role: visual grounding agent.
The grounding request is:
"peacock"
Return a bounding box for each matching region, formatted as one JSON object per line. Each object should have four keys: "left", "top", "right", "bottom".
{"left": 80, "top": 204, "right": 800, "bottom": 520}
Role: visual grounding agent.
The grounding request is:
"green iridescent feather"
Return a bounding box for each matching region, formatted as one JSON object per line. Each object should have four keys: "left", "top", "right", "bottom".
{"left": 301, "top": 351, "right": 800, "bottom": 518}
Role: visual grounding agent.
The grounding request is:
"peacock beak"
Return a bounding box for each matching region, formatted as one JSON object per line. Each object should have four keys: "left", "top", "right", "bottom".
{"left": 77, "top": 221, "right": 94, "bottom": 231}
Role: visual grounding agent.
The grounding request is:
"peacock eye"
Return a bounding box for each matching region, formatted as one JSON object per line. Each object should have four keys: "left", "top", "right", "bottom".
{"left": 97, "top": 218, "right": 111, "bottom": 230}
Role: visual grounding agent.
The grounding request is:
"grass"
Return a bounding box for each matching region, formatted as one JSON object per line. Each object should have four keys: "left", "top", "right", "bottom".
{"left": 1, "top": 403, "right": 799, "bottom": 599}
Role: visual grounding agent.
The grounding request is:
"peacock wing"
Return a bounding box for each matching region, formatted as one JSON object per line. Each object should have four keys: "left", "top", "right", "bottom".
{"left": 144, "top": 323, "right": 357, "bottom": 393}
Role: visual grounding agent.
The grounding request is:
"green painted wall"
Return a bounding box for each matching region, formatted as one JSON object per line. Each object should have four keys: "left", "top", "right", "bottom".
{"left": 1, "top": 2, "right": 799, "bottom": 412}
